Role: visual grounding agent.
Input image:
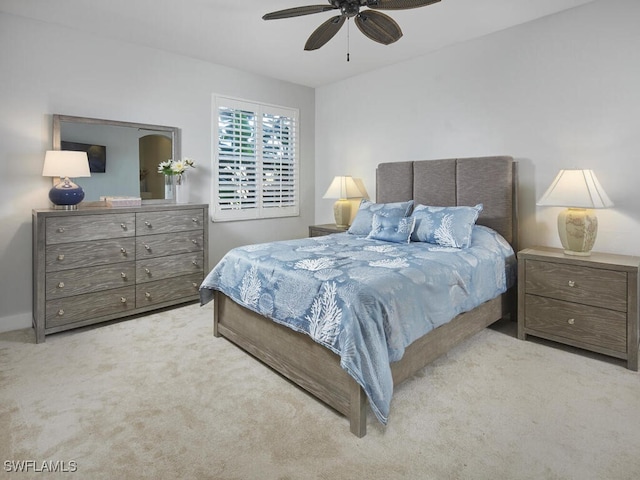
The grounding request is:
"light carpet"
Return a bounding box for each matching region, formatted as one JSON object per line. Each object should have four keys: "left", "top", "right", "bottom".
{"left": 1, "top": 302, "right": 639, "bottom": 480}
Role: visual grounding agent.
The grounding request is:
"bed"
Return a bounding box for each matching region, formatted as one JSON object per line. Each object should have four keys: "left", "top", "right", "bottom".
{"left": 200, "top": 156, "right": 518, "bottom": 437}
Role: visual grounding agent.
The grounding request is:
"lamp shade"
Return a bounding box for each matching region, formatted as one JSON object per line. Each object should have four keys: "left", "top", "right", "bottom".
{"left": 42, "top": 150, "right": 91, "bottom": 178}
{"left": 322, "top": 176, "right": 363, "bottom": 200}
{"left": 537, "top": 169, "right": 613, "bottom": 208}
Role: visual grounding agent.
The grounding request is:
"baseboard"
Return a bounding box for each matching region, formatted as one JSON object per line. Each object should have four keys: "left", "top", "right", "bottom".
{"left": 0, "top": 312, "right": 32, "bottom": 334}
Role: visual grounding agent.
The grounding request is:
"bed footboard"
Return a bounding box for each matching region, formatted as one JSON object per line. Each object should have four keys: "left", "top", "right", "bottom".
{"left": 213, "top": 290, "right": 368, "bottom": 437}
{"left": 212, "top": 288, "right": 513, "bottom": 437}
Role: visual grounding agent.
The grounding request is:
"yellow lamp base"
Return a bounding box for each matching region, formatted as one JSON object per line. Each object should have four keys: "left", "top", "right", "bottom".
{"left": 557, "top": 208, "right": 598, "bottom": 256}
{"left": 333, "top": 199, "right": 351, "bottom": 228}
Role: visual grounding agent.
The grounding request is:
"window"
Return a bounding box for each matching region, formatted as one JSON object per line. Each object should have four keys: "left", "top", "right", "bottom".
{"left": 212, "top": 96, "right": 299, "bottom": 221}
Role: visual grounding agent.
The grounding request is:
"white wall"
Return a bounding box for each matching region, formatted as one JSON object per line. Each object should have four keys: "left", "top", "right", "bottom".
{"left": 0, "top": 13, "right": 315, "bottom": 332}
{"left": 315, "top": 0, "right": 640, "bottom": 257}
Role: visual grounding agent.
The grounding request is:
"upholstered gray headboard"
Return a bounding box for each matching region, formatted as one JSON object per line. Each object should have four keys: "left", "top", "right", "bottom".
{"left": 376, "top": 156, "right": 517, "bottom": 247}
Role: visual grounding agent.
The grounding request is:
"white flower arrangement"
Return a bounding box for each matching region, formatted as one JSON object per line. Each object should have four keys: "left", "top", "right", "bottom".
{"left": 157, "top": 158, "right": 195, "bottom": 176}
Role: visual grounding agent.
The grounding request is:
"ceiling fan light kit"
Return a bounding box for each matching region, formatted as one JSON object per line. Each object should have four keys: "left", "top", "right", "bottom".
{"left": 263, "top": 0, "right": 441, "bottom": 51}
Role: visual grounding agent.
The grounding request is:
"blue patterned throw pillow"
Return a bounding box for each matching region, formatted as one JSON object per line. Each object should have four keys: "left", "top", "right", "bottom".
{"left": 410, "top": 204, "right": 483, "bottom": 248}
{"left": 367, "top": 214, "right": 416, "bottom": 244}
{"left": 348, "top": 199, "right": 414, "bottom": 236}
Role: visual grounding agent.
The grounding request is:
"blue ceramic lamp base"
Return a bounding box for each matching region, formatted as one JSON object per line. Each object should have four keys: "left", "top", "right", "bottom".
{"left": 49, "top": 177, "right": 85, "bottom": 210}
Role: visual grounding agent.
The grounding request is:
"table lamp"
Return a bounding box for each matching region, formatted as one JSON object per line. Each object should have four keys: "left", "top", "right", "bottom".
{"left": 322, "top": 175, "right": 363, "bottom": 227}
{"left": 42, "top": 150, "right": 91, "bottom": 209}
{"left": 537, "top": 169, "right": 613, "bottom": 256}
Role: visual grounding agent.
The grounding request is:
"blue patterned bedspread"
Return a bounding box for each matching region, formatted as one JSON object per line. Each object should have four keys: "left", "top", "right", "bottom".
{"left": 200, "top": 225, "right": 516, "bottom": 425}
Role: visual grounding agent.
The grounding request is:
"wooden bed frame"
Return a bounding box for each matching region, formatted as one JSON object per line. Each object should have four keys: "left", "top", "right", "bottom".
{"left": 212, "top": 156, "right": 518, "bottom": 437}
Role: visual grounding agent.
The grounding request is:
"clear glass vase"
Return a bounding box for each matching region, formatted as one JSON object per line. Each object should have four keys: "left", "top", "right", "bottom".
{"left": 175, "top": 173, "right": 188, "bottom": 204}
{"left": 164, "top": 175, "right": 176, "bottom": 200}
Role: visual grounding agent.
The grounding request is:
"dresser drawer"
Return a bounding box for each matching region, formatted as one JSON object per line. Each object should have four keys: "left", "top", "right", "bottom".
{"left": 524, "top": 294, "right": 627, "bottom": 353}
{"left": 136, "top": 209, "right": 204, "bottom": 235}
{"left": 136, "top": 252, "right": 204, "bottom": 284}
{"left": 135, "top": 273, "right": 202, "bottom": 307}
{"left": 525, "top": 260, "right": 628, "bottom": 312}
{"left": 46, "top": 238, "right": 135, "bottom": 272}
{"left": 45, "top": 286, "right": 136, "bottom": 328}
{"left": 136, "top": 232, "right": 204, "bottom": 259}
{"left": 46, "top": 213, "right": 135, "bottom": 244}
{"left": 46, "top": 262, "right": 136, "bottom": 299}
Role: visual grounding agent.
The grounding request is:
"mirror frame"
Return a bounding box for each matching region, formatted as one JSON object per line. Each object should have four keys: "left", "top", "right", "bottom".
{"left": 52, "top": 114, "right": 181, "bottom": 203}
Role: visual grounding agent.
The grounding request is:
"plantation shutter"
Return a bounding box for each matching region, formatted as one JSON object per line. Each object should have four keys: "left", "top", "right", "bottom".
{"left": 213, "top": 96, "right": 299, "bottom": 221}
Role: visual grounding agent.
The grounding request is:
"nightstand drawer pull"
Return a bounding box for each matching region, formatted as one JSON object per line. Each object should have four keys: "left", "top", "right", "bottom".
{"left": 145, "top": 292, "right": 152, "bottom": 299}
{"left": 145, "top": 268, "right": 151, "bottom": 275}
{"left": 144, "top": 244, "right": 151, "bottom": 251}
{"left": 145, "top": 221, "right": 152, "bottom": 228}
{"left": 57, "top": 309, "right": 64, "bottom": 316}
{"left": 120, "top": 247, "right": 127, "bottom": 255}
{"left": 121, "top": 272, "right": 127, "bottom": 279}
{"left": 568, "top": 280, "right": 576, "bottom": 287}
{"left": 57, "top": 254, "right": 65, "bottom": 261}
{"left": 568, "top": 318, "right": 575, "bottom": 325}
{"left": 120, "top": 297, "right": 127, "bottom": 303}
{"left": 120, "top": 223, "right": 127, "bottom": 230}
{"left": 192, "top": 282, "right": 198, "bottom": 288}
{"left": 57, "top": 282, "right": 64, "bottom": 289}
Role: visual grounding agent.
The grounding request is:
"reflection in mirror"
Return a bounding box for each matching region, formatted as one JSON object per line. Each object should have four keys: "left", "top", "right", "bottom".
{"left": 53, "top": 115, "right": 181, "bottom": 202}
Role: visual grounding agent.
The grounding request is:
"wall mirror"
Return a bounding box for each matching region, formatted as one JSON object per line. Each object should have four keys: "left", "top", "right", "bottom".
{"left": 52, "top": 114, "right": 181, "bottom": 202}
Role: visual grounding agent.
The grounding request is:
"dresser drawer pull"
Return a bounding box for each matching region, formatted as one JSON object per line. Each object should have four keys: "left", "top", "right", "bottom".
{"left": 568, "top": 318, "right": 575, "bottom": 325}
{"left": 57, "top": 227, "right": 65, "bottom": 233}
{"left": 568, "top": 280, "right": 575, "bottom": 287}
{"left": 120, "top": 297, "right": 127, "bottom": 303}
{"left": 120, "top": 223, "right": 127, "bottom": 230}
{"left": 57, "top": 282, "right": 64, "bottom": 289}
{"left": 145, "top": 268, "right": 151, "bottom": 275}
{"left": 191, "top": 239, "right": 198, "bottom": 245}
{"left": 192, "top": 260, "right": 199, "bottom": 266}
{"left": 57, "top": 254, "right": 65, "bottom": 261}
{"left": 120, "top": 247, "right": 127, "bottom": 255}
{"left": 144, "top": 244, "right": 151, "bottom": 251}
{"left": 144, "top": 221, "right": 152, "bottom": 228}
{"left": 121, "top": 272, "right": 128, "bottom": 279}
{"left": 145, "top": 292, "right": 152, "bottom": 299}
{"left": 192, "top": 217, "right": 199, "bottom": 223}
{"left": 57, "top": 309, "right": 65, "bottom": 316}
{"left": 192, "top": 282, "right": 198, "bottom": 288}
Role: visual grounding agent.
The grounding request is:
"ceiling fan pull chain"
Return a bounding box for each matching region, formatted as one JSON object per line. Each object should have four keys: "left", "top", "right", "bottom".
{"left": 347, "top": 19, "right": 350, "bottom": 62}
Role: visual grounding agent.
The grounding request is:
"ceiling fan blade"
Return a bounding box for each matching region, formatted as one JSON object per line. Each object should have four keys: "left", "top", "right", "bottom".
{"left": 304, "top": 15, "right": 346, "bottom": 51}
{"left": 355, "top": 10, "right": 402, "bottom": 45}
{"left": 367, "top": 0, "right": 441, "bottom": 10}
{"left": 263, "top": 5, "right": 338, "bottom": 21}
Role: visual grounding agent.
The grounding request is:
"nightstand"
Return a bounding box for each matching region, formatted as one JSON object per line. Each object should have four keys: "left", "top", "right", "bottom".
{"left": 308, "top": 224, "right": 348, "bottom": 237}
{"left": 518, "top": 246, "right": 640, "bottom": 370}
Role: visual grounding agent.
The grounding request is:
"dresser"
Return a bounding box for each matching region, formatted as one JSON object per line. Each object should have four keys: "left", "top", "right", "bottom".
{"left": 517, "top": 247, "right": 639, "bottom": 370}
{"left": 32, "top": 204, "right": 208, "bottom": 343}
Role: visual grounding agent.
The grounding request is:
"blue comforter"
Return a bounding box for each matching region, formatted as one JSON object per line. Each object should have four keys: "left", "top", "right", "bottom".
{"left": 200, "top": 225, "right": 516, "bottom": 424}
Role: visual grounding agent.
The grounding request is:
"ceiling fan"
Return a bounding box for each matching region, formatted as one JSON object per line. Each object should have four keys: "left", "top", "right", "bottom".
{"left": 263, "top": 0, "right": 442, "bottom": 51}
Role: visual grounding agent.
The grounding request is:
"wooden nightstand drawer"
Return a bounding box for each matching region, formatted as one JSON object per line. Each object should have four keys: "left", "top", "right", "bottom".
{"left": 524, "top": 295, "right": 627, "bottom": 353}
{"left": 525, "top": 260, "right": 628, "bottom": 312}
{"left": 309, "top": 224, "right": 348, "bottom": 237}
